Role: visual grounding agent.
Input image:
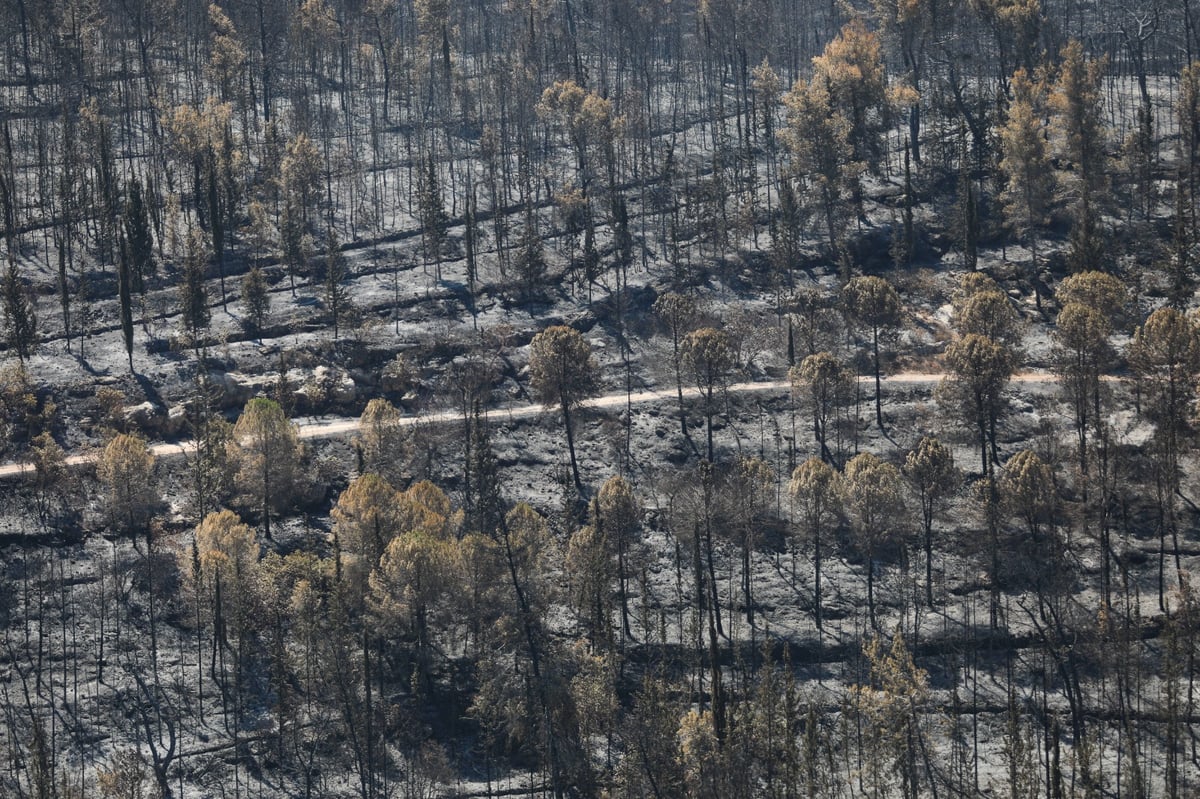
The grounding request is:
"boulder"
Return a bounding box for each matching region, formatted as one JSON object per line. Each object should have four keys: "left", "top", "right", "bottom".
{"left": 165, "top": 405, "right": 189, "bottom": 436}
{"left": 307, "top": 366, "right": 358, "bottom": 408}
{"left": 207, "top": 370, "right": 280, "bottom": 409}
{"left": 122, "top": 401, "right": 164, "bottom": 434}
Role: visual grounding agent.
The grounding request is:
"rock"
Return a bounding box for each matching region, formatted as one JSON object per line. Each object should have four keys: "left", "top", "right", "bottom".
{"left": 335, "top": 374, "right": 358, "bottom": 404}
{"left": 207, "top": 370, "right": 280, "bottom": 409}
{"left": 165, "top": 405, "right": 188, "bottom": 436}
{"left": 349, "top": 368, "right": 376, "bottom": 390}
{"left": 122, "top": 401, "right": 164, "bottom": 434}
{"left": 206, "top": 371, "right": 246, "bottom": 408}
{"left": 306, "top": 366, "right": 358, "bottom": 408}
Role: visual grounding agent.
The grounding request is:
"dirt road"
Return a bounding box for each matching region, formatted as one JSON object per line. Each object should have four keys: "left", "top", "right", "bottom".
{"left": 0, "top": 371, "right": 1081, "bottom": 480}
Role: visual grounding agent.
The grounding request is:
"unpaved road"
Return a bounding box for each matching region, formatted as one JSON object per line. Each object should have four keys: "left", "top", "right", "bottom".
{"left": 0, "top": 371, "right": 1084, "bottom": 480}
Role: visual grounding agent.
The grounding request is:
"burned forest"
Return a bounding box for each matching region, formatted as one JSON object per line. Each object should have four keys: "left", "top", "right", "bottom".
{"left": 1, "top": 0, "right": 1200, "bottom": 796}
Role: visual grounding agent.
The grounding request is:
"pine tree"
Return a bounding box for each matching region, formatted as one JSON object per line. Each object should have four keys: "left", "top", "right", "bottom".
{"left": 752, "top": 57, "right": 782, "bottom": 144}
{"left": 891, "top": 139, "right": 915, "bottom": 268}
{"left": 1169, "top": 179, "right": 1195, "bottom": 306}
{"left": 840, "top": 452, "right": 904, "bottom": 628}
{"left": 123, "top": 177, "right": 155, "bottom": 294}
{"left": 1066, "top": 193, "right": 1105, "bottom": 274}
{"left": 2, "top": 258, "right": 36, "bottom": 362}
{"left": 681, "top": 327, "right": 734, "bottom": 462}
{"left": 241, "top": 266, "right": 270, "bottom": 338}
{"left": 464, "top": 179, "right": 479, "bottom": 311}
{"left": 938, "top": 333, "right": 1015, "bottom": 475}
{"left": 468, "top": 401, "right": 504, "bottom": 536}
{"left": 904, "top": 437, "right": 958, "bottom": 605}
{"left": 999, "top": 68, "right": 1054, "bottom": 309}
{"left": 653, "top": 292, "right": 699, "bottom": 435}
{"left": 791, "top": 351, "right": 853, "bottom": 465}
{"left": 1179, "top": 62, "right": 1200, "bottom": 241}
{"left": 842, "top": 276, "right": 903, "bottom": 429}
{"left": 98, "top": 433, "right": 158, "bottom": 535}
{"left": 118, "top": 236, "right": 135, "bottom": 372}
{"left": 513, "top": 208, "right": 548, "bottom": 302}
{"left": 179, "top": 230, "right": 210, "bottom": 343}
{"left": 782, "top": 75, "right": 861, "bottom": 251}
{"left": 529, "top": 325, "right": 600, "bottom": 490}
{"left": 611, "top": 194, "right": 634, "bottom": 278}
{"left": 229, "top": 397, "right": 301, "bottom": 540}
{"left": 957, "top": 128, "right": 979, "bottom": 271}
{"left": 999, "top": 449, "right": 1056, "bottom": 542}
{"left": 594, "top": 475, "right": 641, "bottom": 640}
{"left": 811, "top": 18, "right": 893, "bottom": 173}
{"left": 953, "top": 282, "right": 1022, "bottom": 349}
{"left": 355, "top": 398, "right": 409, "bottom": 486}
{"left": 789, "top": 457, "right": 841, "bottom": 629}
{"left": 332, "top": 472, "right": 401, "bottom": 566}
{"left": 418, "top": 153, "right": 449, "bottom": 281}
{"left": 1050, "top": 40, "right": 1107, "bottom": 202}
{"left": 771, "top": 178, "right": 802, "bottom": 287}
{"left": 207, "top": 155, "right": 227, "bottom": 308}
{"left": 1052, "top": 42, "right": 1108, "bottom": 277}
{"left": 280, "top": 197, "right": 306, "bottom": 295}
{"left": 325, "top": 230, "right": 350, "bottom": 339}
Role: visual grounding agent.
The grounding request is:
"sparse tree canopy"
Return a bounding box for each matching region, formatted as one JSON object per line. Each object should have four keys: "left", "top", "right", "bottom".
{"left": 939, "top": 332, "right": 1015, "bottom": 476}
{"left": 953, "top": 287, "right": 1022, "bottom": 348}
{"left": 999, "top": 449, "right": 1056, "bottom": 541}
{"left": 1050, "top": 40, "right": 1108, "bottom": 201}
{"left": 782, "top": 75, "right": 859, "bottom": 247}
{"left": 811, "top": 18, "right": 893, "bottom": 172}
{"left": 529, "top": 325, "right": 600, "bottom": 490}
{"left": 332, "top": 472, "right": 400, "bottom": 571}
{"left": 355, "top": 397, "right": 410, "bottom": 485}
{"left": 841, "top": 452, "right": 905, "bottom": 627}
{"left": 1055, "top": 271, "right": 1127, "bottom": 321}
{"left": 5, "top": 3, "right": 1200, "bottom": 795}
{"left": 999, "top": 68, "right": 1055, "bottom": 308}
{"left": 98, "top": 433, "right": 158, "bottom": 535}
{"left": 904, "top": 436, "right": 957, "bottom": 604}
{"left": 538, "top": 80, "right": 619, "bottom": 188}
{"left": 791, "top": 351, "right": 853, "bottom": 464}
{"left": 843, "top": 276, "right": 902, "bottom": 429}
{"left": 682, "top": 327, "right": 734, "bottom": 461}
{"left": 229, "top": 397, "right": 301, "bottom": 540}
{"left": 789, "top": 456, "right": 841, "bottom": 629}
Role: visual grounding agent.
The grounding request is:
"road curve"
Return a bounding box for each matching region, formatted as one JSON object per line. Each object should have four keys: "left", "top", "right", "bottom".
{"left": 0, "top": 370, "right": 1083, "bottom": 480}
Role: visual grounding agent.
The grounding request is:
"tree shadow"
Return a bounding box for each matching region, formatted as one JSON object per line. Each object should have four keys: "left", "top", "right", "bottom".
{"left": 134, "top": 371, "right": 166, "bottom": 408}
{"left": 72, "top": 350, "right": 108, "bottom": 377}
